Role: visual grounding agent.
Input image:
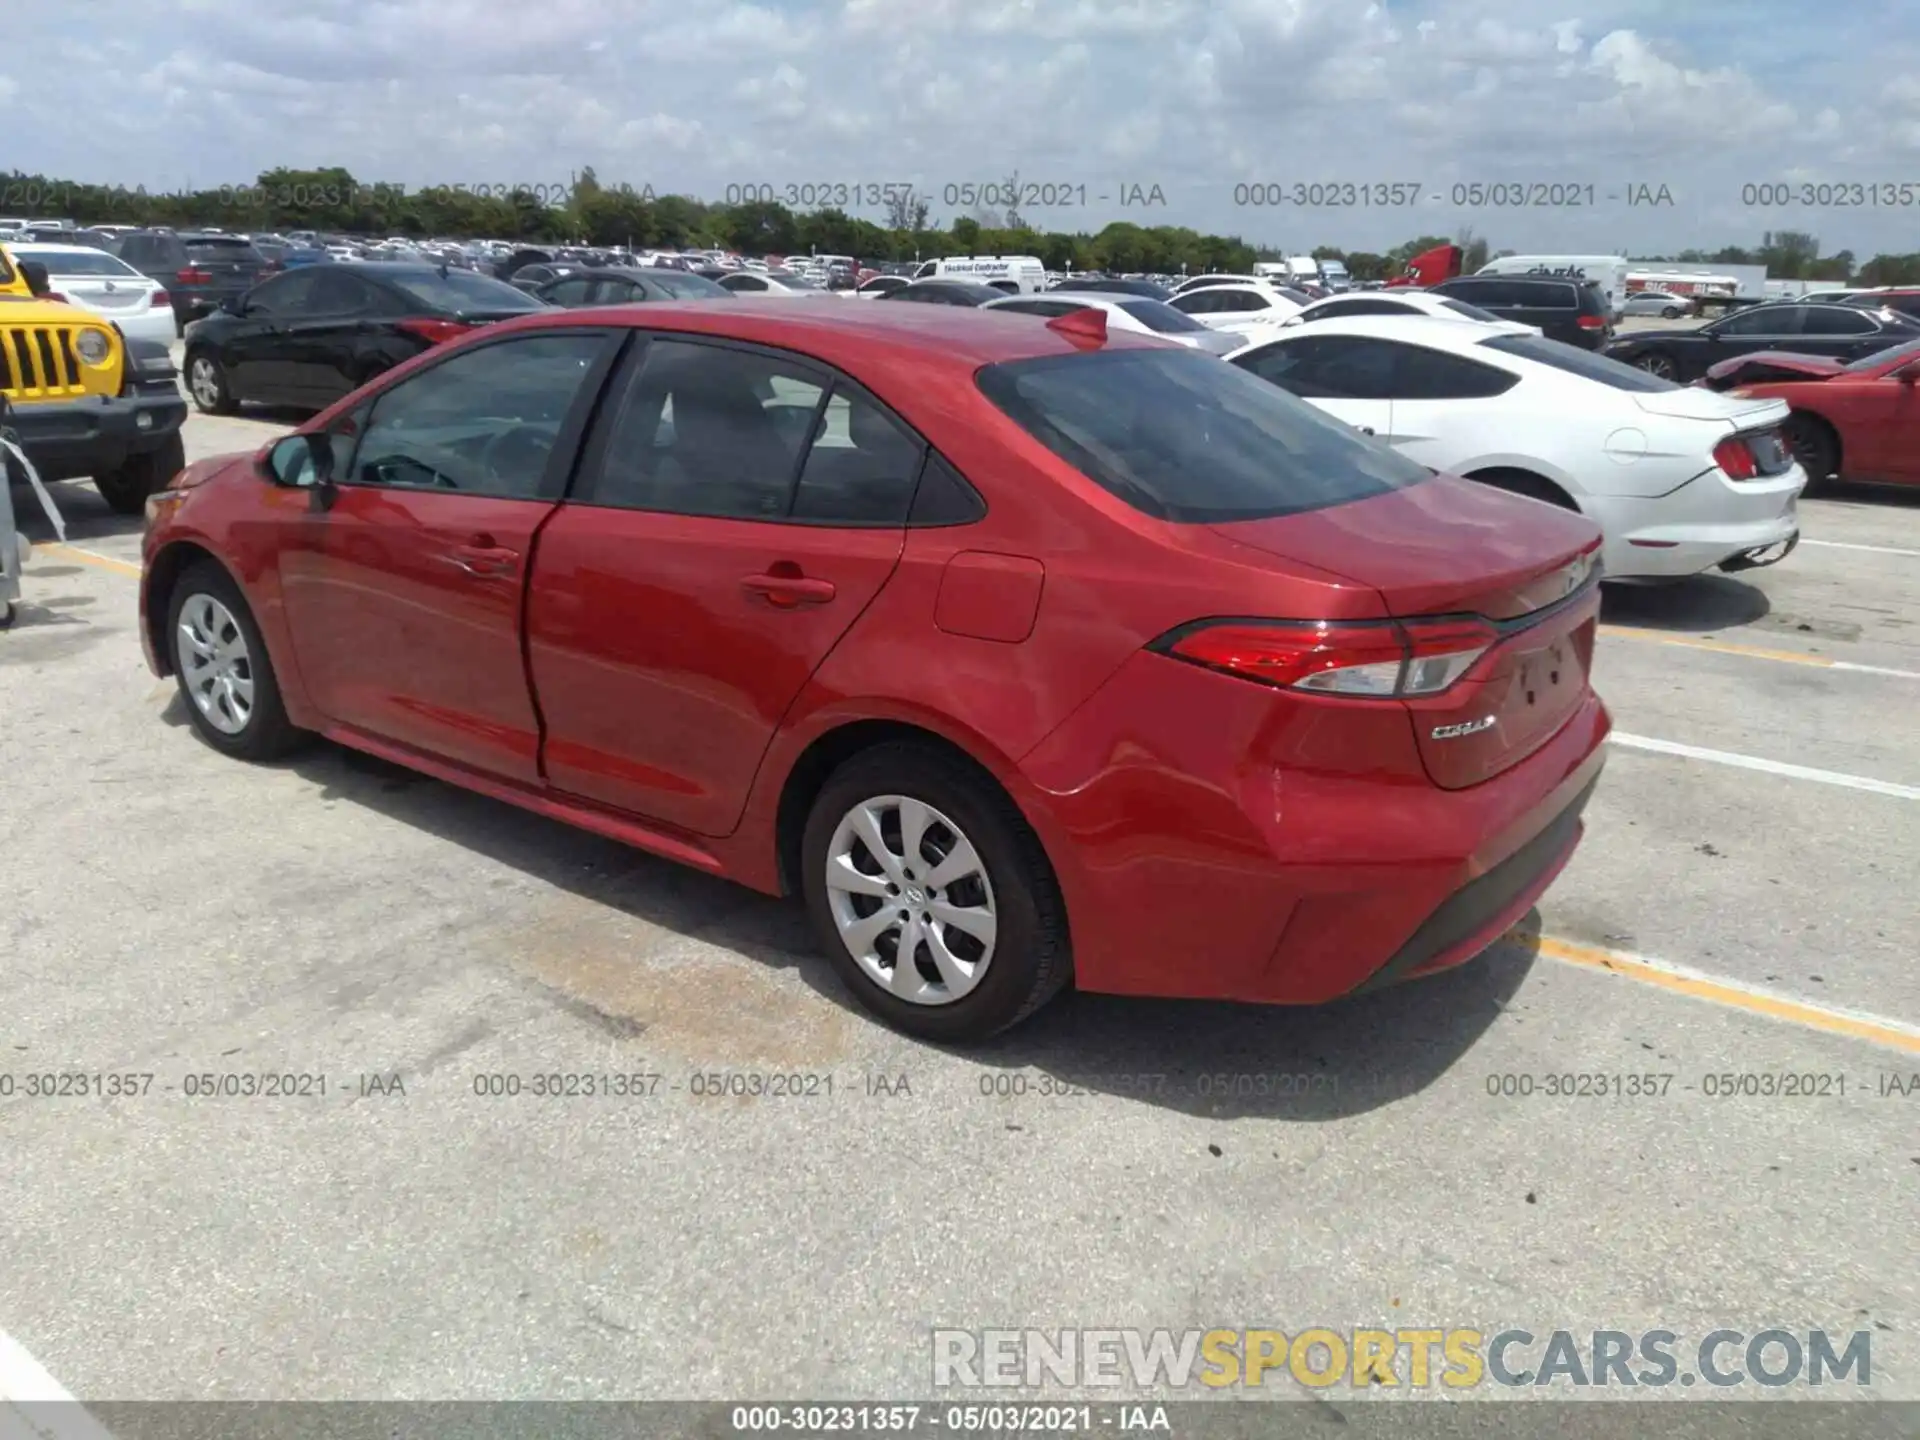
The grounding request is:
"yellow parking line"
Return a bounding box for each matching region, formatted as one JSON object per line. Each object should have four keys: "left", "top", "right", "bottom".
{"left": 1537, "top": 936, "right": 1920, "bottom": 1055}
{"left": 37, "top": 543, "right": 143, "bottom": 578}
{"left": 1600, "top": 624, "right": 1833, "bottom": 668}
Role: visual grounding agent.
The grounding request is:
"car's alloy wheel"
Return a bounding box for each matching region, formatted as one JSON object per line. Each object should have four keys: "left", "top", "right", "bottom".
{"left": 1635, "top": 353, "right": 1678, "bottom": 380}
{"left": 177, "top": 592, "right": 255, "bottom": 735}
{"left": 186, "top": 354, "right": 235, "bottom": 414}
{"left": 824, "top": 794, "right": 998, "bottom": 1005}
{"left": 800, "top": 743, "right": 1070, "bottom": 1041}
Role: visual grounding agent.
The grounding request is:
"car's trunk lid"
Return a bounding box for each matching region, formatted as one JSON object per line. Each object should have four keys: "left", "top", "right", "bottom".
{"left": 1208, "top": 475, "right": 1602, "bottom": 789}
{"left": 1630, "top": 387, "right": 1789, "bottom": 428}
{"left": 58, "top": 275, "right": 152, "bottom": 313}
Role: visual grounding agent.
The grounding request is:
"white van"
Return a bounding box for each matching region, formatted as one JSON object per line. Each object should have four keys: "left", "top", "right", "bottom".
{"left": 1475, "top": 255, "right": 1629, "bottom": 318}
{"left": 1317, "top": 258, "right": 1352, "bottom": 292}
{"left": 913, "top": 255, "right": 1047, "bottom": 294}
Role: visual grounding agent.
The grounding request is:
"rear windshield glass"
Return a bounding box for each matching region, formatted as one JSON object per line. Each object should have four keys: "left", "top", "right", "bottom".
{"left": 1478, "top": 333, "right": 1679, "bottom": 391}
{"left": 1114, "top": 299, "right": 1208, "bottom": 333}
{"left": 386, "top": 269, "right": 547, "bottom": 314}
{"left": 14, "top": 248, "right": 140, "bottom": 278}
{"left": 977, "top": 348, "right": 1430, "bottom": 523}
{"left": 185, "top": 239, "right": 264, "bottom": 262}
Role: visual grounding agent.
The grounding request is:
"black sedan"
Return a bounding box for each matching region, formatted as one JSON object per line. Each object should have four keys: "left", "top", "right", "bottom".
{"left": 875, "top": 279, "right": 1008, "bottom": 306}
{"left": 532, "top": 266, "right": 731, "bottom": 306}
{"left": 181, "top": 263, "right": 549, "bottom": 415}
{"left": 1048, "top": 277, "right": 1173, "bottom": 300}
{"left": 1603, "top": 301, "right": 1920, "bottom": 382}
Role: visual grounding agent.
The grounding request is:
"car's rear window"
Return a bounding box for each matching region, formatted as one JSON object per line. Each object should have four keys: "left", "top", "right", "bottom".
{"left": 1439, "top": 298, "right": 1502, "bottom": 322}
{"left": 976, "top": 348, "right": 1430, "bottom": 523}
{"left": 185, "top": 238, "right": 264, "bottom": 262}
{"left": 1114, "top": 299, "right": 1209, "bottom": 333}
{"left": 14, "top": 247, "right": 141, "bottom": 278}
{"left": 1478, "top": 333, "right": 1678, "bottom": 391}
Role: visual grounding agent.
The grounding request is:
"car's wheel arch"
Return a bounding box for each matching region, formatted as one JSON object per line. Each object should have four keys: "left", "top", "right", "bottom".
{"left": 1461, "top": 464, "right": 1584, "bottom": 511}
{"left": 144, "top": 540, "right": 228, "bottom": 677}
{"left": 767, "top": 711, "right": 1062, "bottom": 910}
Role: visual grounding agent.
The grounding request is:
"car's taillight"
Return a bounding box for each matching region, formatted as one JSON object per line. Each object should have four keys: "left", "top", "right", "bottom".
{"left": 1157, "top": 617, "right": 1498, "bottom": 698}
{"left": 397, "top": 318, "right": 472, "bottom": 345}
{"left": 1577, "top": 314, "right": 1607, "bottom": 330}
{"left": 151, "top": 289, "right": 170, "bottom": 308}
{"left": 1714, "top": 436, "right": 1759, "bottom": 480}
{"left": 176, "top": 267, "right": 212, "bottom": 284}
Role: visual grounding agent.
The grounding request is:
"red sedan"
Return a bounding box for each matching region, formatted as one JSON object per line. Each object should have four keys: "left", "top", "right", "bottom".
{"left": 1700, "top": 338, "right": 1920, "bottom": 490}
{"left": 139, "top": 300, "right": 1609, "bottom": 1041}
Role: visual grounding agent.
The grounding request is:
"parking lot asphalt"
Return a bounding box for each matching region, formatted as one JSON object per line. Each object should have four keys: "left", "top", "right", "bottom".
{"left": 2, "top": 329, "right": 1917, "bottom": 1406}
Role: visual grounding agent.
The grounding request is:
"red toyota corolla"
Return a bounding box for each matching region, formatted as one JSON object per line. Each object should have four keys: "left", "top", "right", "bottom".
{"left": 140, "top": 300, "right": 1609, "bottom": 1042}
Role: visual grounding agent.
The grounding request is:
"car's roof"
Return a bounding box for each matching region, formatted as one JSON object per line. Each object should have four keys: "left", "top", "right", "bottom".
{"left": 495, "top": 294, "right": 1173, "bottom": 367}
{"left": 1236, "top": 313, "right": 1522, "bottom": 354}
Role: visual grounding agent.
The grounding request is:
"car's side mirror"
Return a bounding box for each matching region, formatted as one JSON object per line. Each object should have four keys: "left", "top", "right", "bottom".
{"left": 18, "top": 260, "right": 51, "bottom": 297}
{"left": 1898, "top": 362, "right": 1920, "bottom": 385}
{"left": 263, "top": 432, "right": 335, "bottom": 504}
{"left": 221, "top": 296, "right": 247, "bottom": 316}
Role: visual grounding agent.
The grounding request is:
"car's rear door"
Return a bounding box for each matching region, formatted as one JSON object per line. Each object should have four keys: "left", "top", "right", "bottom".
{"left": 526, "top": 334, "right": 921, "bottom": 834}
{"left": 276, "top": 328, "right": 622, "bottom": 781}
{"left": 1798, "top": 305, "right": 1889, "bottom": 361}
{"left": 277, "top": 268, "right": 394, "bottom": 403}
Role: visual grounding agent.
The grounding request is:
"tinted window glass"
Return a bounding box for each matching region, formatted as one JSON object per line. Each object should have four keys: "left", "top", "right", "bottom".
{"left": 14, "top": 248, "right": 140, "bottom": 278}
{"left": 1114, "top": 299, "right": 1209, "bottom": 333}
{"left": 648, "top": 271, "right": 730, "bottom": 298}
{"left": 1435, "top": 278, "right": 1512, "bottom": 306}
{"left": 1478, "top": 333, "right": 1678, "bottom": 391}
{"left": 1234, "top": 335, "right": 1397, "bottom": 399}
{"left": 346, "top": 334, "right": 606, "bottom": 496}
{"left": 1389, "top": 344, "right": 1519, "bottom": 399}
{"left": 1800, "top": 307, "right": 1874, "bottom": 336}
{"left": 245, "top": 270, "right": 323, "bottom": 315}
{"left": 591, "top": 340, "right": 824, "bottom": 519}
{"left": 979, "top": 348, "right": 1428, "bottom": 523}
{"left": 1307, "top": 299, "right": 1404, "bottom": 319}
{"left": 791, "top": 387, "right": 927, "bottom": 524}
{"left": 1215, "top": 291, "right": 1269, "bottom": 312}
{"left": 308, "top": 269, "right": 376, "bottom": 311}
{"left": 995, "top": 300, "right": 1079, "bottom": 318}
{"left": 185, "top": 238, "right": 264, "bottom": 263}
{"left": 546, "top": 277, "right": 597, "bottom": 306}
{"left": 385, "top": 269, "right": 546, "bottom": 315}
{"left": 1438, "top": 298, "right": 1503, "bottom": 322}
{"left": 1716, "top": 305, "right": 1804, "bottom": 336}
{"left": 723, "top": 274, "right": 769, "bottom": 291}
{"left": 1169, "top": 290, "right": 1223, "bottom": 314}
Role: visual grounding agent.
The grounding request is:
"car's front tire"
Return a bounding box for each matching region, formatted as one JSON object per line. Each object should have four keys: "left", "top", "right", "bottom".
{"left": 95, "top": 434, "right": 186, "bottom": 516}
{"left": 166, "top": 560, "right": 309, "bottom": 761}
{"left": 1633, "top": 351, "right": 1680, "bottom": 380}
{"left": 1782, "top": 412, "right": 1840, "bottom": 492}
{"left": 185, "top": 351, "right": 238, "bottom": 415}
{"left": 800, "top": 742, "right": 1071, "bottom": 1043}
{"left": 1661, "top": 305, "right": 1682, "bottom": 318}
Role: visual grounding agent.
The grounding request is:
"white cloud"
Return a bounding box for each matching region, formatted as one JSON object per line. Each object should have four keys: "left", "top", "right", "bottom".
{"left": 6, "top": 0, "right": 1920, "bottom": 255}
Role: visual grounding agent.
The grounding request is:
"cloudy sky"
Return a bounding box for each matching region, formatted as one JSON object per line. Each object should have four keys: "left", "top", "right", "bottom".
{"left": 8, "top": 0, "right": 1920, "bottom": 257}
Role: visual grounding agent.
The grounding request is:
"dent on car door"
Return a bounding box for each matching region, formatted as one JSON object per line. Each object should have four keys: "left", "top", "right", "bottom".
{"left": 526, "top": 336, "right": 922, "bottom": 834}
{"left": 276, "top": 330, "right": 620, "bottom": 780}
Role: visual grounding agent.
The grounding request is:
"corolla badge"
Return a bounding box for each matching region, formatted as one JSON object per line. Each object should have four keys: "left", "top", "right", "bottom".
{"left": 1431, "top": 716, "right": 1498, "bottom": 740}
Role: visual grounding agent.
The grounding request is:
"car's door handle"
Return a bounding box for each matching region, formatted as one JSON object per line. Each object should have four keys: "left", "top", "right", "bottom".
{"left": 1356, "top": 425, "right": 1376, "bottom": 435}
{"left": 741, "top": 572, "right": 836, "bottom": 605}
{"left": 443, "top": 537, "right": 519, "bottom": 576}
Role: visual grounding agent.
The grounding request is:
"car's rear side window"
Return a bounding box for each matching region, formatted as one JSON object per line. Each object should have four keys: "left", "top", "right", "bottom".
{"left": 977, "top": 348, "right": 1430, "bottom": 523}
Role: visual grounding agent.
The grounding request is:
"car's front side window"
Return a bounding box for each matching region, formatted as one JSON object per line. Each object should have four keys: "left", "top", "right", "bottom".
{"left": 346, "top": 334, "right": 610, "bottom": 498}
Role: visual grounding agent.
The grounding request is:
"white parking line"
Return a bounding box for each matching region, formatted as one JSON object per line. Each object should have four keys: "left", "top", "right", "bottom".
{"left": 0, "top": 1328, "right": 114, "bottom": 1439}
{"left": 1610, "top": 733, "right": 1920, "bottom": 800}
{"left": 1799, "top": 539, "right": 1920, "bottom": 558}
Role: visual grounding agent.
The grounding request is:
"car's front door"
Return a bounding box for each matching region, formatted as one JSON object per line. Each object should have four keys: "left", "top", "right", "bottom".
{"left": 276, "top": 329, "right": 620, "bottom": 781}
{"left": 220, "top": 270, "right": 323, "bottom": 401}
{"left": 1705, "top": 306, "right": 1808, "bottom": 374}
{"left": 1232, "top": 333, "right": 1395, "bottom": 436}
{"left": 525, "top": 335, "right": 924, "bottom": 834}
{"left": 1822, "top": 361, "right": 1920, "bottom": 481}
{"left": 270, "top": 268, "right": 390, "bottom": 404}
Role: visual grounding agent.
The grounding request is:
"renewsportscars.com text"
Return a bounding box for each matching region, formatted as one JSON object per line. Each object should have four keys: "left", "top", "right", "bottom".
{"left": 932, "top": 1327, "right": 1872, "bottom": 1390}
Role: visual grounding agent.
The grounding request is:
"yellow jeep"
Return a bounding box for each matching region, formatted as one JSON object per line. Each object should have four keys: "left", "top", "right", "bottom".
{"left": 0, "top": 244, "right": 188, "bottom": 514}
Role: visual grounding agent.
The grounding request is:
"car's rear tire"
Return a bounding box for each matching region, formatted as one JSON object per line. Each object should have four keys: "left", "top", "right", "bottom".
{"left": 1634, "top": 351, "right": 1679, "bottom": 380}
{"left": 800, "top": 742, "right": 1071, "bottom": 1043}
{"left": 166, "top": 560, "right": 309, "bottom": 762}
{"left": 1782, "top": 412, "right": 1840, "bottom": 493}
{"left": 95, "top": 434, "right": 186, "bottom": 516}
{"left": 185, "top": 351, "right": 238, "bottom": 415}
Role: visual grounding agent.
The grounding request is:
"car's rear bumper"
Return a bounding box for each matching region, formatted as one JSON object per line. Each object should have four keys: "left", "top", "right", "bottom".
{"left": 3, "top": 389, "right": 187, "bottom": 481}
{"left": 1588, "top": 465, "right": 1805, "bottom": 579}
{"left": 1015, "top": 651, "right": 1612, "bottom": 1004}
